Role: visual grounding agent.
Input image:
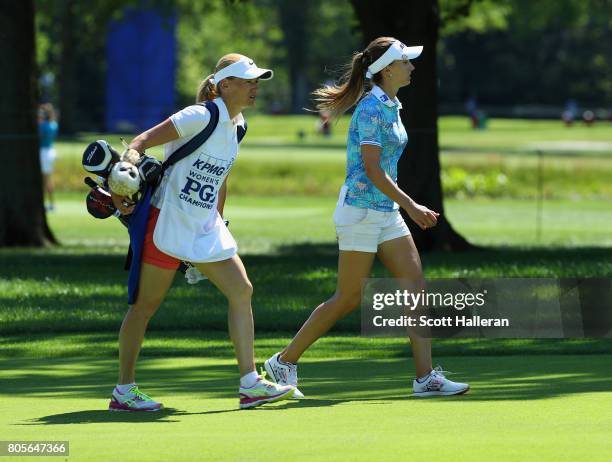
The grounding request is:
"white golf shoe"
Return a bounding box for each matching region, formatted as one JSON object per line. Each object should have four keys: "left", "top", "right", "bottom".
{"left": 413, "top": 366, "right": 470, "bottom": 397}
{"left": 264, "top": 352, "right": 305, "bottom": 399}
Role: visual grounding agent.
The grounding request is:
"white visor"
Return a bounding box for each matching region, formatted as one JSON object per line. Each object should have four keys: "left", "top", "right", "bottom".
{"left": 366, "top": 41, "right": 423, "bottom": 78}
{"left": 211, "top": 57, "right": 273, "bottom": 84}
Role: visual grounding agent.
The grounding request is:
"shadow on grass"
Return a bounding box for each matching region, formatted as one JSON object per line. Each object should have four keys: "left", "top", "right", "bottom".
{"left": 2, "top": 331, "right": 610, "bottom": 360}
{"left": 3, "top": 243, "right": 612, "bottom": 284}
{"left": 25, "top": 408, "right": 188, "bottom": 425}
{"left": 2, "top": 244, "right": 612, "bottom": 335}
{"left": 25, "top": 405, "right": 310, "bottom": 425}
{"left": 4, "top": 354, "right": 611, "bottom": 428}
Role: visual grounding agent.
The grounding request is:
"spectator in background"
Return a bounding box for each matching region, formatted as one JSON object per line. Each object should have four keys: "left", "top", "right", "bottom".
{"left": 465, "top": 95, "right": 487, "bottom": 130}
{"left": 582, "top": 110, "right": 595, "bottom": 126}
{"left": 465, "top": 95, "right": 478, "bottom": 128}
{"left": 317, "top": 79, "right": 336, "bottom": 137}
{"left": 562, "top": 99, "right": 578, "bottom": 126}
{"left": 318, "top": 109, "right": 332, "bottom": 137}
{"left": 38, "top": 103, "right": 59, "bottom": 211}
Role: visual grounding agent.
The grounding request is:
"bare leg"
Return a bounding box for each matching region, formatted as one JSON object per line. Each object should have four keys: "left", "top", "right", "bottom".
{"left": 281, "top": 251, "right": 376, "bottom": 364}
{"left": 42, "top": 173, "right": 54, "bottom": 208}
{"left": 377, "top": 235, "right": 432, "bottom": 378}
{"left": 118, "top": 263, "right": 176, "bottom": 384}
{"left": 194, "top": 255, "right": 255, "bottom": 377}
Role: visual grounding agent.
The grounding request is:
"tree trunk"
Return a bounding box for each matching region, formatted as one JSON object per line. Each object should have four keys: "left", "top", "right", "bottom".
{"left": 57, "top": 0, "right": 77, "bottom": 134}
{"left": 0, "top": 0, "right": 57, "bottom": 246}
{"left": 351, "top": 0, "right": 473, "bottom": 251}
{"left": 277, "top": 0, "right": 311, "bottom": 113}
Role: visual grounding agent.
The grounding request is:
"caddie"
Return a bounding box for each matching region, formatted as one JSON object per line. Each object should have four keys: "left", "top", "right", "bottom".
{"left": 107, "top": 54, "right": 295, "bottom": 412}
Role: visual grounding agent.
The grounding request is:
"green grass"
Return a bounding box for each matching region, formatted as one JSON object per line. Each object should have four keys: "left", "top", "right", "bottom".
{"left": 42, "top": 193, "right": 612, "bottom": 250}
{"left": 52, "top": 116, "right": 612, "bottom": 199}
{"left": 1, "top": 195, "right": 612, "bottom": 335}
{"left": 2, "top": 331, "right": 611, "bottom": 359}
{"left": 3, "top": 243, "right": 612, "bottom": 335}
{"left": 437, "top": 117, "right": 612, "bottom": 152}
{"left": 57, "top": 115, "right": 612, "bottom": 152}
{"left": 445, "top": 198, "right": 612, "bottom": 247}
{"left": 4, "top": 116, "right": 611, "bottom": 461}
{"left": 1, "top": 354, "right": 611, "bottom": 461}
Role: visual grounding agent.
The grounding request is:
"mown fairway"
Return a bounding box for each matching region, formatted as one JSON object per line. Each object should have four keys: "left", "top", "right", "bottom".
{"left": 1, "top": 354, "right": 610, "bottom": 462}
{"left": 2, "top": 116, "right": 611, "bottom": 461}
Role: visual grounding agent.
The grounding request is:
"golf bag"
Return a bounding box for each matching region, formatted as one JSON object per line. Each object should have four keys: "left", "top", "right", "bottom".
{"left": 82, "top": 100, "right": 247, "bottom": 304}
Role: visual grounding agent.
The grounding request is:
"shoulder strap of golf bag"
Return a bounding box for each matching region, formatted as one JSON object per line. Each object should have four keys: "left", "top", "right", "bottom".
{"left": 237, "top": 120, "right": 247, "bottom": 143}
{"left": 160, "top": 100, "right": 220, "bottom": 175}
{"left": 125, "top": 100, "right": 220, "bottom": 305}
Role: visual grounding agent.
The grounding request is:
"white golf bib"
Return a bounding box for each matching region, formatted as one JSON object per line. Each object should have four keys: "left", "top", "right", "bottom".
{"left": 153, "top": 105, "right": 240, "bottom": 262}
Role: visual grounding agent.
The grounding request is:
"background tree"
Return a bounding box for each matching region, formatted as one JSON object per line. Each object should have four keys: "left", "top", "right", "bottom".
{"left": 175, "top": 0, "right": 286, "bottom": 109}
{"left": 36, "top": 0, "right": 144, "bottom": 134}
{"left": 0, "top": 0, "right": 56, "bottom": 246}
{"left": 277, "top": 0, "right": 312, "bottom": 113}
{"left": 438, "top": 0, "right": 612, "bottom": 107}
{"left": 351, "top": 0, "right": 472, "bottom": 251}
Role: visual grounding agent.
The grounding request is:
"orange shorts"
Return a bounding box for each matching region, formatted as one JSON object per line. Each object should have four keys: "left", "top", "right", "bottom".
{"left": 142, "top": 207, "right": 181, "bottom": 270}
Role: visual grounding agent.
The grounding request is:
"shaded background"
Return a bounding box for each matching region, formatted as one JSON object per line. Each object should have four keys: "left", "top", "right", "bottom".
{"left": 34, "top": 0, "right": 612, "bottom": 133}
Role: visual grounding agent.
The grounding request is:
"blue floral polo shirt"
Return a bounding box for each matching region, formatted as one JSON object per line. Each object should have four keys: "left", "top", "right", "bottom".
{"left": 343, "top": 85, "right": 408, "bottom": 211}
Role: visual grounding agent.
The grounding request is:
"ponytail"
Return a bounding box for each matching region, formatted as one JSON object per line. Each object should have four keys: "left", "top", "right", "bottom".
{"left": 311, "top": 36, "right": 396, "bottom": 119}
{"left": 312, "top": 52, "right": 368, "bottom": 119}
{"left": 196, "top": 74, "right": 218, "bottom": 102}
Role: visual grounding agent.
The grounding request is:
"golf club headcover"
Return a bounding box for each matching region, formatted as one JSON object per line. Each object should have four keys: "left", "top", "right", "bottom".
{"left": 84, "top": 177, "right": 119, "bottom": 219}
{"left": 82, "top": 140, "right": 121, "bottom": 178}
{"left": 136, "top": 155, "right": 163, "bottom": 185}
{"left": 108, "top": 161, "right": 141, "bottom": 196}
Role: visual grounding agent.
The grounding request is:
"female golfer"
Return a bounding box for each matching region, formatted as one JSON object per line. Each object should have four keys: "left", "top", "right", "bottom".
{"left": 108, "top": 54, "right": 295, "bottom": 411}
{"left": 264, "top": 37, "right": 469, "bottom": 397}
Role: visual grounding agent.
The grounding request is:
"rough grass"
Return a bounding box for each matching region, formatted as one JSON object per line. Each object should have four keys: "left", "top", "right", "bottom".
{"left": 1, "top": 195, "right": 612, "bottom": 335}
{"left": 51, "top": 116, "right": 612, "bottom": 199}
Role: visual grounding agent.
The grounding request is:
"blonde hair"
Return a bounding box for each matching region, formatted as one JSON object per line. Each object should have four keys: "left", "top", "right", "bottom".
{"left": 312, "top": 37, "right": 396, "bottom": 119}
{"left": 196, "top": 53, "right": 245, "bottom": 102}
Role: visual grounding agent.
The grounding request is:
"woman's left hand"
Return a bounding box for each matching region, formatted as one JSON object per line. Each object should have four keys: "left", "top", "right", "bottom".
{"left": 405, "top": 202, "right": 440, "bottom": 230}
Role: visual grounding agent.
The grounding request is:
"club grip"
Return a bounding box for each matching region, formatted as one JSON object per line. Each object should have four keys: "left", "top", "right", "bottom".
{"left": 84, "top": 177, "right": 98, "bottom": 189}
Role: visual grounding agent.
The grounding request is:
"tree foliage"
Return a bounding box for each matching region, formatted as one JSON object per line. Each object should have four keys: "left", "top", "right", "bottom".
{"left": 175, "top": 0, "right": 286, "bottom": 109}
{"left": 32, "top": 0, "right": 611, "bottom": 125}
{"left": 175, "top": 0, "right": 362, "bottom": 112}
{"left": 438, "top": 0, "right": 612, "bottom": 105}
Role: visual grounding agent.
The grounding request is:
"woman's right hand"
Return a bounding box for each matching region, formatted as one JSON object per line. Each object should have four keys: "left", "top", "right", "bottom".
{"left": 110, "top": 191, "right": 136, "bottom": 216}
{"left": 404, "top": 202, "right": 440, "bottom": 230}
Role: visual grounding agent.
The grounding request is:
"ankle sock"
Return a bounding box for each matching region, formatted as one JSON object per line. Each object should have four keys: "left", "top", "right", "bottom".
{"left": 240, "top": 371, "right": 259, "bottom": 388}
{"left": 416, "top": 372, "right": 432, "bottom": 383}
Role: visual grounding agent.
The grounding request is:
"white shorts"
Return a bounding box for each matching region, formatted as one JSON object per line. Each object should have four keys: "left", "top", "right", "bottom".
{"left": 334, "top": 204, "right": 410, "bottom": 252}
{"left": 40, "top": 147, "right": 57, "bottom": 175}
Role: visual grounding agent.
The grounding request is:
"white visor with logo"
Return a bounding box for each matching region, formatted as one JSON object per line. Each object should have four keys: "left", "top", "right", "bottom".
{"left": 366, "top": 41, "right": 423, "bottom": 78}
{"left": 211, "top": 58, "right": 273, "bottom": 84}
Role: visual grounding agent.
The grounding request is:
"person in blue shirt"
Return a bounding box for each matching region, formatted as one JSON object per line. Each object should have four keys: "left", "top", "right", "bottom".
{"left": 264, "top": 37, "right": 470, "bottom": 398}
{"left": 38, "top": 103, "right": 59, "bottom": 211}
